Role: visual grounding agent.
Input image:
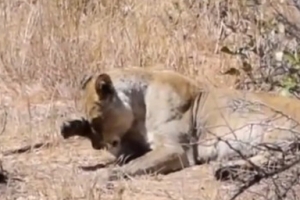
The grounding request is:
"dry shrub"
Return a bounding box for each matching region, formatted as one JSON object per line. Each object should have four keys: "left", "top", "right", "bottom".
{"left": 0, "top": 0, "right": 247, "bottom": 105}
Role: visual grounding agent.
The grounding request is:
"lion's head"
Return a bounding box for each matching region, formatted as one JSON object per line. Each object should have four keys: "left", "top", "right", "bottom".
{"left": 81, "top": 73, "right": 135, "bottom": 156}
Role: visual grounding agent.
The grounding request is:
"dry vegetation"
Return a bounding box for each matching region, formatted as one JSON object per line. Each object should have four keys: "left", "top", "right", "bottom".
{"left": 1, "top": 0, "right": 300, "bottom": 199}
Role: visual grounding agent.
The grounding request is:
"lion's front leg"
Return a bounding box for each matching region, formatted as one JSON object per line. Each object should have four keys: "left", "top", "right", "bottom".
{"left": 107, "top": 144, "right": 189, "bottom": 181}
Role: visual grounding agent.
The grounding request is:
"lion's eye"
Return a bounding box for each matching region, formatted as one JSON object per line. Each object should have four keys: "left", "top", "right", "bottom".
{"left": 111, "top": 140, "right": 119, "bottom": 147}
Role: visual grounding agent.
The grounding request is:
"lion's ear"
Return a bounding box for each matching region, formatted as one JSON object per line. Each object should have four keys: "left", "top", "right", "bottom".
{"left": 95, "top": 73, "right": 114, "bottom": 100}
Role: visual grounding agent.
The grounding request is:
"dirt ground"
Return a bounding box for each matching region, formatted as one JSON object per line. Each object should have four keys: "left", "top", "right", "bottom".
{"left": 0, "top": 136, "right": 264, "bottom": 200}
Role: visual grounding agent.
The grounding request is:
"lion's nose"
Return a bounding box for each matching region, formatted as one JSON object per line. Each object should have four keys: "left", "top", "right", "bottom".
{"left": 91, "top": 141, "right": 104, "bottom": 150}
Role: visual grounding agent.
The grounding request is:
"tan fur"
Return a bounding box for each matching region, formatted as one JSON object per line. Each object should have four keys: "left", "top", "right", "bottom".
{"left": 192, "top": 89, "right": 300, "bottom": 168}
{"left": 72, "top": 67, "right": 300, "bottom": 180}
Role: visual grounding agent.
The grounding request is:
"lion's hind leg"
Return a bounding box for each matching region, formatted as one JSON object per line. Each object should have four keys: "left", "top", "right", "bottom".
{"left": 214, "top": 153, "right": 269, "bottom": 181}
{"left": 214, "top": 141, "right": 300, "bottom": 181}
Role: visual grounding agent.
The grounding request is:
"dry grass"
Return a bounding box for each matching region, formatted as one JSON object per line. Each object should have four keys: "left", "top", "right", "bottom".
{"left": 1, "top": 0, "right": 300, "bottom": 199}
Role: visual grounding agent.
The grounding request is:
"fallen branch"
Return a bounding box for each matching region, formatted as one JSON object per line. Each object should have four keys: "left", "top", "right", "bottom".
{"left": 0, "top": 160, "right": 6, "bottom": 184}
{"left": 79, "top": 163, "right": 110, "bottom": 171}
{"left": 0, "top": 172, "right": 7, "bottom": 184}
{"left": 79, "top": 159, "right": 117, "bottom": 171}
{"left": 2, "top": 142, "right": 52, "bottom": 156}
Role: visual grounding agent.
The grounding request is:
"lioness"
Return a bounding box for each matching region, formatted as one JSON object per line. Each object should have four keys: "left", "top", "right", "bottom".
{"left": 61, "top": 67, "right": 300, "bottom": 180}
{"left": 62, "top": 67, "right": 200, "bottom": 174}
